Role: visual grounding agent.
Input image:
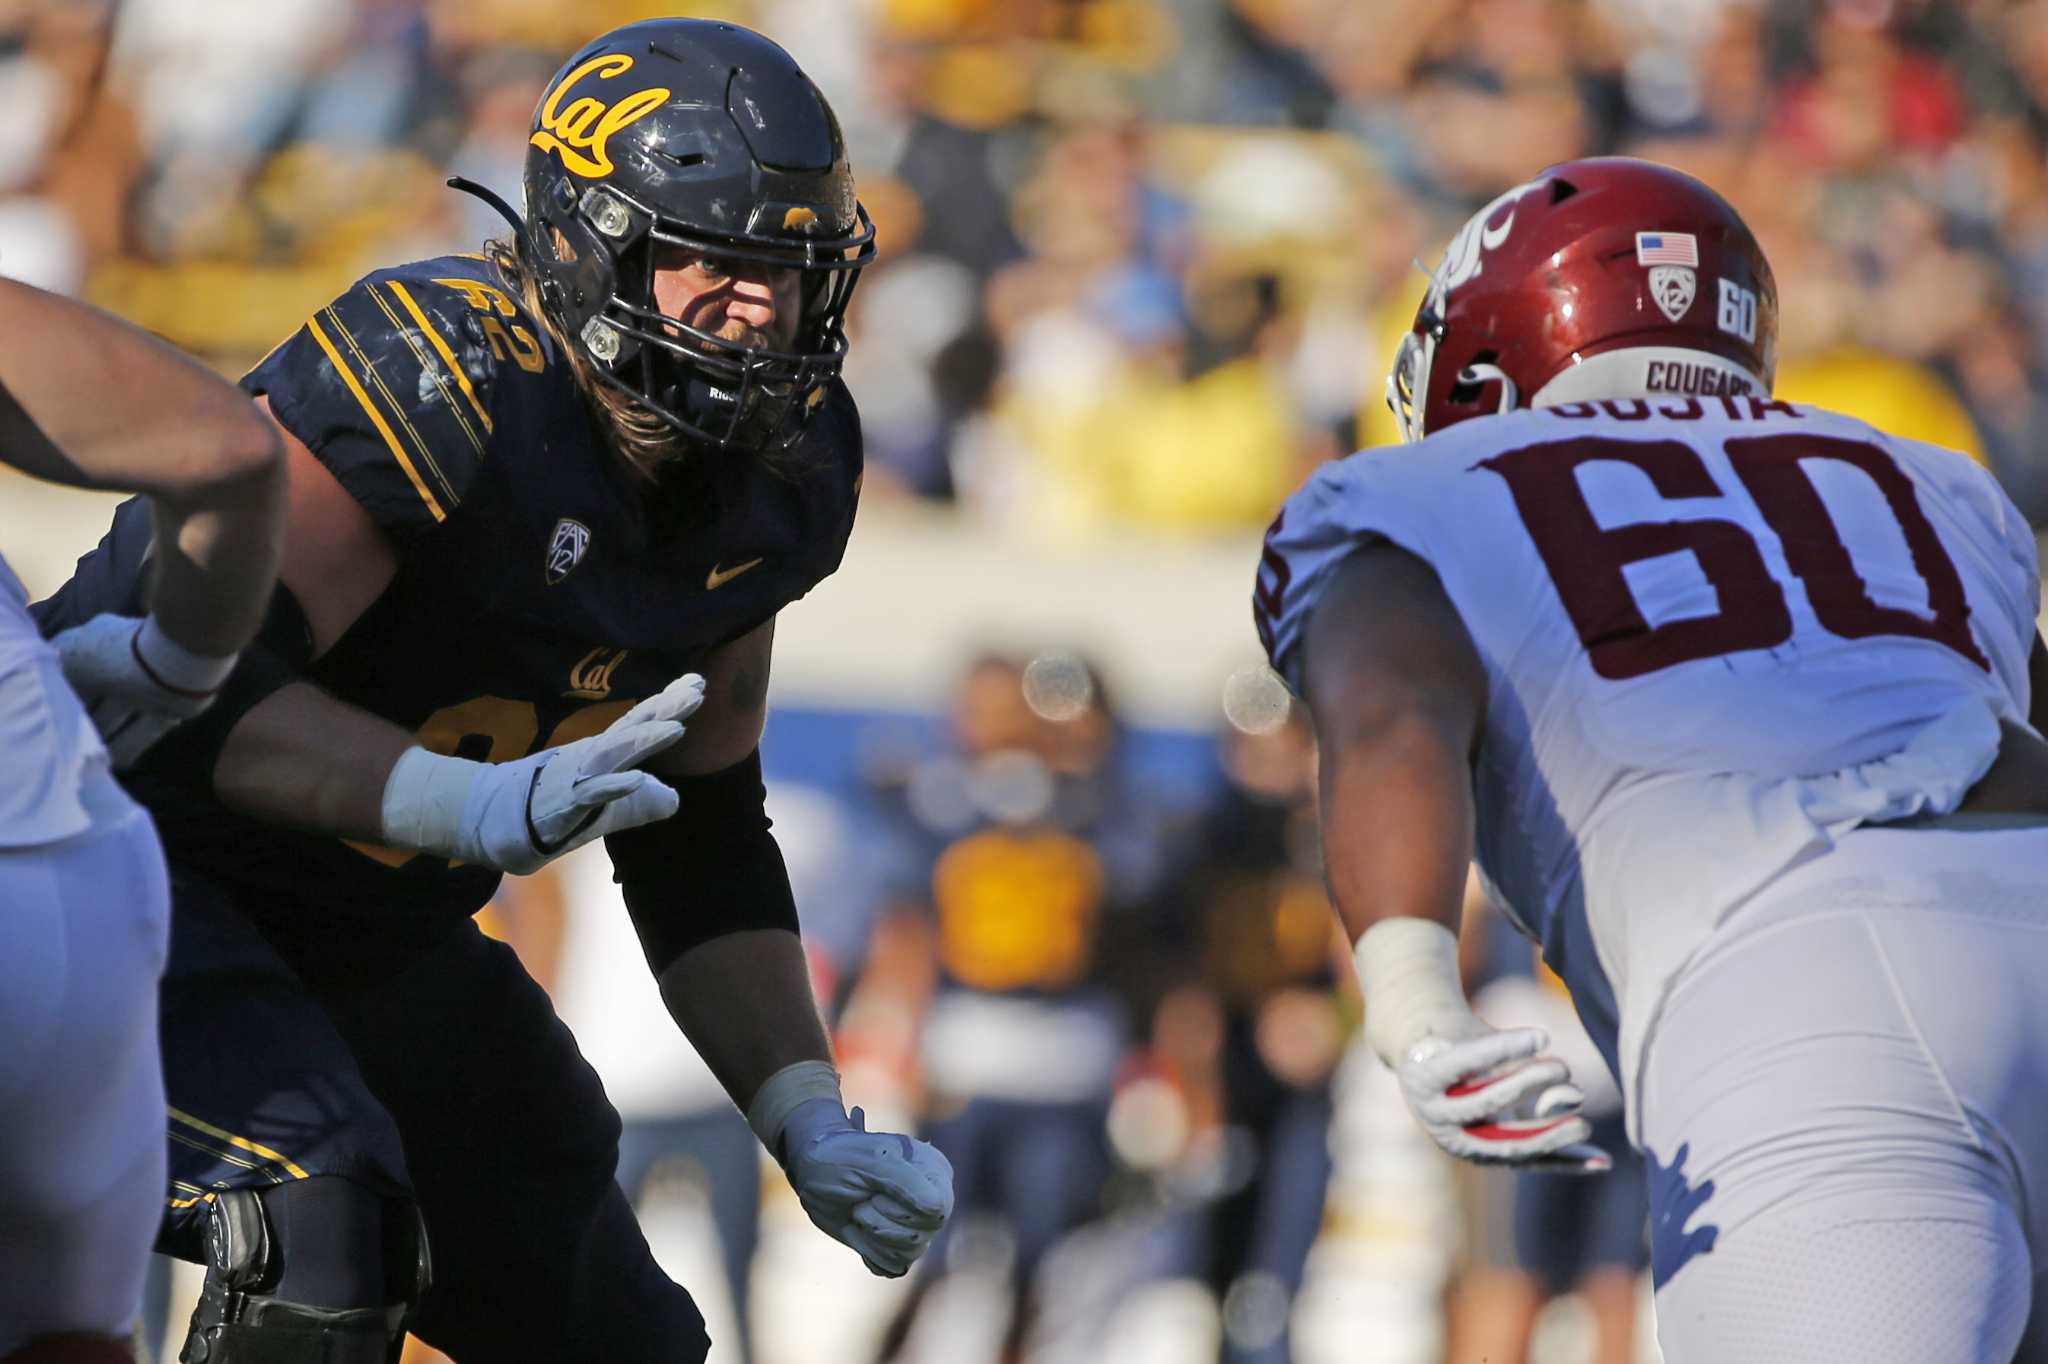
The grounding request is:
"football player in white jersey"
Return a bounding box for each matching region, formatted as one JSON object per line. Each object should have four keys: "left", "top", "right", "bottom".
{"left": 0, "top": 279, "right": 283, "bottom": 1363}
{"left": 1256, "top": 157, "right": 2048, "bottom": 1362}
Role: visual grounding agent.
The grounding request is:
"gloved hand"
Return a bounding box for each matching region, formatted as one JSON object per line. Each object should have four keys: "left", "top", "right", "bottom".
{"left": 750, "top": 1062, "right": 954, "bottom": 1277}
{"left": 1393, "top": 1024, "right": 1610, "bottom": 1172}
{"left": 783, "top": 1100, "right": 954, "bottom": 1277}
{"left": 1357, "top": 916, "right": 1609, "bottom": 1174}
{"left": 49, "top": 612, "right": 237, "bottom": 767}
{"left": 380, "top": 673, "right": 703, "bottom": 873}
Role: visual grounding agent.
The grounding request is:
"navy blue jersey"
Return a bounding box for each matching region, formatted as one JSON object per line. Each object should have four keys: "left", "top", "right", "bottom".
{"left": 39, "top": 253, "right": 861, "bottom": 920}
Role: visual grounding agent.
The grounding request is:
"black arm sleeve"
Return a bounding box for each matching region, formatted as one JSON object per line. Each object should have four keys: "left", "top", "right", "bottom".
{"left": 606, "top": 748, "right": 801, "bottom": 977}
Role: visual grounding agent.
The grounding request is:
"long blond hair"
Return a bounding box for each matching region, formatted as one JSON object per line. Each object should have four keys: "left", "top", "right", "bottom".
{"left": 485, "top": 237, "right": 684, "bottom": 484}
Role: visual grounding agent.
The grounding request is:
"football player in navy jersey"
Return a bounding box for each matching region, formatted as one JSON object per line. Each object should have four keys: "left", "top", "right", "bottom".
{"left": 35, "top": 20, "right": 950, "bottom": 1363}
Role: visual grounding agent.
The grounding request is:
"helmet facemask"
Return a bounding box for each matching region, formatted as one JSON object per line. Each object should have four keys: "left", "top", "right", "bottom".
{"left": 508, "top": 18, "right": 878, "bottom": 459}
{"left": 1386, "top": 311, "right": 1438, "bottom": 446}
{"left": 542, "top": 179, "right": 873, "bottom": 455}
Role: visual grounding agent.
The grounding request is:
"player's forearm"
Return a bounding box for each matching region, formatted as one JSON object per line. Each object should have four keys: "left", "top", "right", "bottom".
{"left": 0, "top": 279, "right": 286, "bottom": 657}
{"left": 658, "top": 928, "right": 834, "bottom": 1113}
{"left": 0, "top": 278, "right": 281, "bottom": 501}
{"left": 1299, "top": 544, "right": 1487, "bottom": 946}
{"left": 1316, "top": 714, "right": 1476, "bottom": 945}
{"left": 213, "top": 683, "right": 415, "bottom": 840}
{"left": 146, "top": 473, "right": 286, "bottom": 659}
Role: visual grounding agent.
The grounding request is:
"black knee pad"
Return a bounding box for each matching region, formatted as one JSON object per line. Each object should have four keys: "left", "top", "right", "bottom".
{"left": 177, "top": 1179, "right": 430, "bottom": 1364}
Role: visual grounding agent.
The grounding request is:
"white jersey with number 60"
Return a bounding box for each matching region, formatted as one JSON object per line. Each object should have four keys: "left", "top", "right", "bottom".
{"left": 1255, "top": 398, "right": 2040, "bottom": 1114}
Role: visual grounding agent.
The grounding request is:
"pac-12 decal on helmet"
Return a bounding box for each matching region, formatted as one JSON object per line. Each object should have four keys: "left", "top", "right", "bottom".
{"left": 471, "top": 19, "right": 875, "bottom": 455}
{"left": 1648, "top": 265, "right": 1696, "bottom": 323}
{"left": 1387, "top": 157, "right": 1777, "bottom": 441}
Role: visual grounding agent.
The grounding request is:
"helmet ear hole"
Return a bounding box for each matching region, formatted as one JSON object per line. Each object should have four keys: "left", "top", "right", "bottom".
{"left": 1549, "top": 178, "right": 1579, "bottom": 204}
{"left": 1447, "top": 350, "right": 1501, "bottom": 404}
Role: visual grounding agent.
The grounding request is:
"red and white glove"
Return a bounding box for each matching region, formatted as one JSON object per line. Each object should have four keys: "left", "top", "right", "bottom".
{"left": 49, "top": 612, "right": 237, "bottom": 767}
{"left": 1356, "top": 917, "right": 1609, "bottom": 1173}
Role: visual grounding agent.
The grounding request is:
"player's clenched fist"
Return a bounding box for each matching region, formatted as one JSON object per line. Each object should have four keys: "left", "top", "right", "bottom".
{"left": 1358, "top": 917, "right": 1609, "bottom": 1174}
{"left": 1394, "top": 1024, "right": 1608, "bottom": 1170}
{"left": 749, "top": 1061, "right": 954, "bottom": 1277}
{"left": 50, "top": 612, "right": 238, "bottom": 767}
{"left": 380, "top": 673, "right": 704, "bottom": 873}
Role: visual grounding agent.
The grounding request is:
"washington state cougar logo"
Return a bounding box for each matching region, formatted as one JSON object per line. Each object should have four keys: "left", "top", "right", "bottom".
{"left": 1649, "top": 266, "right": 1698, "bottom": 323}
{"left": 1422, "top": 178, "right": 1545, "bottom": 318}
{"left": 546, "top": 518, "right": 591, "bottom": 585}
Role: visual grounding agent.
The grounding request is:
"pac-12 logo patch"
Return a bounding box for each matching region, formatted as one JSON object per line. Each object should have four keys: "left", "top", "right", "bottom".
{"left": 1648, "top": 265, "right": 1697, "bottom": 323}
{"left": 546, "top": 518, "right": 591, "bottom": 585}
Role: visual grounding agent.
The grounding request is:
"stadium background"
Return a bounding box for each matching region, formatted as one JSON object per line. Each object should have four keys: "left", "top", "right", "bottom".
{"left": 2, "top": 0, "right": 2046, "bottom": 1360}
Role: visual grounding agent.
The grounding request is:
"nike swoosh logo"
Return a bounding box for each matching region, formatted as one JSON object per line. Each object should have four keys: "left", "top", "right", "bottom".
{"left": 705, "top": 558, "right": 764, "bottom": 590}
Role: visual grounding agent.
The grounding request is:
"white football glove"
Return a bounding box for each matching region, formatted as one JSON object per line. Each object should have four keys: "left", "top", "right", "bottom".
{"left": 380, "top": 673, "right": 703, "bottom": 874}
{"left": 49, "top": 612, "right": 237, "bottom": 767}
{"left": 750, "top": 1062, "right": 954, "bottom": 1278}
{"left": 1357, "top": 917, "right": 1609, "bottom": 1174}
{"left": 1394, "top": 1025, "right": 1609, "bottom": 1171}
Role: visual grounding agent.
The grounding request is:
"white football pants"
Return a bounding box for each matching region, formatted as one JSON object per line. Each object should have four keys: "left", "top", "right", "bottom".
{"left": 1639, "top": 823, "right": 2048, "bottom": 1364}
{"left": 0, "top": 766, "right": 169, "bottom": 1351}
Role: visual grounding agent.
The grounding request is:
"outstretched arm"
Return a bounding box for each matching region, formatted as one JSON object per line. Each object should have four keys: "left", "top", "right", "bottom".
{"left": 622, "top": 620, "right": 954, "bottom": 1276}
{"left": 1302, "top": 543, "right": 1486, "bottom": 949}
{"left": 1300, "top": 542, "right": 1604, "bottom": 1172}
{"left": 638, "top": 619, "right": 839, "bottom": 1097}
{"left": 0, "top": 279, "right": 283, "bottom": 680}
{"left": 164, "top": 412, "right": 695, "bottom": 867}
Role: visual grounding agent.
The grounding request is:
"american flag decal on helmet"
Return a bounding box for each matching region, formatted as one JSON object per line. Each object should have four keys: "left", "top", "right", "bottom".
{"left": 1635, "top": 233, "right": 1700, "bottom": 267}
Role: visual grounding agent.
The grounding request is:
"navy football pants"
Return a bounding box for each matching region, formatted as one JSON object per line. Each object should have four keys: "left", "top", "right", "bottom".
{"left": 156, "top": 869, "right": 709, "bottom": 1362}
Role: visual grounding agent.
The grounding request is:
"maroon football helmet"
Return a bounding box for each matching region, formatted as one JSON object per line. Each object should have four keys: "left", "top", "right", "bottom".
{"left": 1387, "top": 157, "right": 1779, "bottom": 441}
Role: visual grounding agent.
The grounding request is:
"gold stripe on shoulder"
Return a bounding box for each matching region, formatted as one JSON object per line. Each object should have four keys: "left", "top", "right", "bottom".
{"left": 306, "top": 315, "right": 447, "bottom": 523}
{"left": 387, "top": 280, "right": 494, "bottom": 437}
{"left": 363, "top": 285, "right": 484, "bottom": 459}
{"left": 326, "top": 307, "right": 458, "bottom": 508}
{"left": 168, "top": 1105, "right": 311, "bottom": 1180}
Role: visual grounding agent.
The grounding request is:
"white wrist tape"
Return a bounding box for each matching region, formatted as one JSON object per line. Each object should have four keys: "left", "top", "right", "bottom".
{"left": 136, "top": 614, "right": 238, "bottom": 697}
{"left": 747, "top": 1059, "right": 845, "bottom": 1153}
{"left": 379, "top": 746, "right": 484, "bottom": 858}
{"left": 1354, "top": 917, "right": 1482, "bottom": 1067}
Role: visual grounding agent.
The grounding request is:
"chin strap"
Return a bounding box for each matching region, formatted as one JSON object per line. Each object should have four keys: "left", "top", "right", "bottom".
{"left": 446, "top": 176, "right": 528, "bottom": 241}
{"left": 446, "top": 175, "right": 563, "bottom": 308}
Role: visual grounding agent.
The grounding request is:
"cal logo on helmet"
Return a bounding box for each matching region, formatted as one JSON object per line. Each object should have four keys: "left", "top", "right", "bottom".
{"left": 529, "top": 55, "right": 670, "bottom": 179}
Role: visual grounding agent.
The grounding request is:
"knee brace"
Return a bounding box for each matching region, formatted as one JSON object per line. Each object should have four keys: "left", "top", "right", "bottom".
{"left": 178, "top": 1179, "right": 429, "bottom": 1364}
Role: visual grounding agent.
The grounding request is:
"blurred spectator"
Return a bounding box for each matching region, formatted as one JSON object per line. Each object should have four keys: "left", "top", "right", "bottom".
{"left": 852, "top": 651, "right": 1175, "bottom": 1362}
{"left": 1149, "top": 701, "right": 1344, "bottom": 1364}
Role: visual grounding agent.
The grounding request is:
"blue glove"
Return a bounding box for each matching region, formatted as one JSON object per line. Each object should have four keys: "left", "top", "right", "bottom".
{"left": 778, "top": 1097, "right": 954, "bottom": 1277}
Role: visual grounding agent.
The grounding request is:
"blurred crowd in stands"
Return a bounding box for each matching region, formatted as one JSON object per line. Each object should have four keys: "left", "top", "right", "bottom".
{"left": 11, "top": 0, "right": 2048, "bottom": 533}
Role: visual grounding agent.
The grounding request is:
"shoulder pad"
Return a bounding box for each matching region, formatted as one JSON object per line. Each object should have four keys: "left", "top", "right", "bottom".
{"left": 1254, "top": 450, "right": 1429, "bottom": 694}
{"left": 242, "top": 257, "right": 553, "bottom": 545}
